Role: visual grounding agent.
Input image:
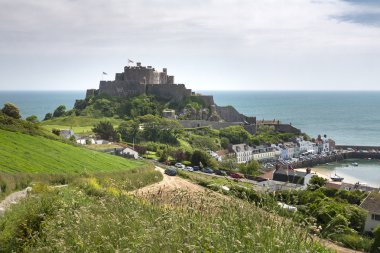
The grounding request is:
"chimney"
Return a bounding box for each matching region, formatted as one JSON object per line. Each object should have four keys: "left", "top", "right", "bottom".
{"left": 163, "top": 68, "right": 167, "bottom": 73}
{"left": 137, "top": 62, "right": 141, "bottom": 67}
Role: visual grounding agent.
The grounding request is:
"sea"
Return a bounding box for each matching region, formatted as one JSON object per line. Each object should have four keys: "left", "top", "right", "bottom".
{"left": 1, "top": 90, "right": 380, "bottom": 146}
{"left": 1, "top": 90, "right": 380, "bottom": 186}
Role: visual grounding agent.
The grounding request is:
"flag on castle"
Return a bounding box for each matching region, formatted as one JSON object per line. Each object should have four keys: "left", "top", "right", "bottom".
{"left": 102, "top": 72, "right": 107, "bottom": 75}
{"left": 128, "top": 59, "right": 134, "bottom": 63}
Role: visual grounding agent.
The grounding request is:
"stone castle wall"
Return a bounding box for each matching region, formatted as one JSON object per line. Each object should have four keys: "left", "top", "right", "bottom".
{"left": 98, "top": 81, "right": 146, "bottom": 97}
{"left": 178, "top": 120, "right": 256, "bottom": 135}
{"left": 216, "top": 105, "right": 248, "bottom": 122}
{"left": 196, "top": 95, "right": 215, "bottom": 107}
{"left": 146, "top": 83, "right": 192, "bottom": 103}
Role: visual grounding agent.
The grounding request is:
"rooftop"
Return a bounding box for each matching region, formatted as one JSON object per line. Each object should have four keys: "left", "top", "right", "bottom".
{"left": 360, "top": 192, "right": 380, "bottom": 214}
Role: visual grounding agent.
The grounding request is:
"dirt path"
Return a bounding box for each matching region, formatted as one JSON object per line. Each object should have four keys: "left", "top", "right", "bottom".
{"left": 318, "top": 238, "right": 363, "bottom": 253}
{"left": 132, "top": 166, "right": 210, "bottom": 196}
{"left": 0, "top": 187, "right": 32, "bottom": 215}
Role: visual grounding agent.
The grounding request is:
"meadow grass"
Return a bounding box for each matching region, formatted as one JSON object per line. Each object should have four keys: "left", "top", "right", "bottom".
{"left": 0, "top": 129, "right": 147, "bottom": 174}
{"left": 41, "top": 116, "right": 123, "bottom": 134}
{"left": 0, "top": 183, "right": 331, "bottom": 253}
{"left": 0, "top": 129, "right": 156, "bottom": 199}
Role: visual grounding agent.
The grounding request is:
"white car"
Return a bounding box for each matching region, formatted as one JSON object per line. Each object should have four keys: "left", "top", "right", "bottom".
{"left": 175, "top": 163, "right": 184, "bottom": 168}
{"left": 184, "top": 166, "right": 194, "bottom": 172}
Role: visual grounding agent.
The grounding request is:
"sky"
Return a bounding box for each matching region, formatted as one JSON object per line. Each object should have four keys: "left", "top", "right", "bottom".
{"left": 0, "top": 0, "right": 380, "bottom": 91}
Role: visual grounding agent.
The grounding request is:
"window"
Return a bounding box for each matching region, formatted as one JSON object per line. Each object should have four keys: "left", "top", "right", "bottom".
{"left": 372, "top": 214, "right": 380, "bottom": 221}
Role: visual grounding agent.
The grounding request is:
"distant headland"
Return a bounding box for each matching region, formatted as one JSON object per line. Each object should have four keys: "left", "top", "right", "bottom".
{"left": 82, "top": 62, "right": 300, "bottom": 135}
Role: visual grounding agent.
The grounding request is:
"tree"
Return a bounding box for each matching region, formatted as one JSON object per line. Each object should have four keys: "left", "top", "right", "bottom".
{"left": 44, "top": 113, "right": 53, "bottom": 121}
{"left": 52, "top": 128, "right": 60, "bottom": 136}
{"left": 92, "top": 121, "right": 117, "bottom": 141}
{"left": 26, "top": 115, "right": 38, "bottom": 123}
{"left": 1, "top": 103, "right": 21, "bottom": 119}
{"left": 239, "top": 160, "right": 261, "bottom": 176}
{"left": 53, "top": 105, "right": 66, "bottom": 117}
{"left": 191, "top": 149, "right": 216, "bottom": 168}
{"left": 118, "top": 120, "right": 140, "bottom": 142}
{"left": 308, "top": 176, "right": 328, "bottom": 190}
{"left": 220, "top": 125, "right": 251, "bottom": 144}
{"left": 159, "top": 148, "right": 169, "bottom": 163}
{"left": 93, "top": 98, "right": 115, "bottom": 117}
{"left": 371, "top": 225, "right": 380, "bottom": 253}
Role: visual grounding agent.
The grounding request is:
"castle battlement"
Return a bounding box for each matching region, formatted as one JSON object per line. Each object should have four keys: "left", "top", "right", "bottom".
{"left": 87, "top": 62, "right": 189, "bottom": 103}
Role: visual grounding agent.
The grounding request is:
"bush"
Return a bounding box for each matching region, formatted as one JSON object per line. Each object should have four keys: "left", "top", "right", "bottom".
{"left": 0, "top": 191, "right": 59, "bottom": 252}
{"left": 43, "top": 113, "right": 52, "bottom": 121}
{"left": 26, "top": 115, "right": 38, "bottom": 123}
{"left": 92, "top": 121, "right": 117, "bottom": 141}
{"left": 1, "top": 103, "right": 21, "bottom": 119}
{"left": 52, "top": 105, "right": 66, "bottom": 118}
{"left": 332, "top": 233, "right": 373, "bottom": 252}
{"left": 371, "top": 225, "right": 380, "bottom": 253}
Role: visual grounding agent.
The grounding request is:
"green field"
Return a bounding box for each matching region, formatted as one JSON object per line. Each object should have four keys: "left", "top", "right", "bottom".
{"left": 41, "top": 116, "right": 123, "bottom": 134}
{"left": 0, "top": 129, "right": 146, "bottom": 174}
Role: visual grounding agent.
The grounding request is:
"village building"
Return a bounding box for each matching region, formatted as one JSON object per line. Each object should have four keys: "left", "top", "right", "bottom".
{"left": 272, "top": 168, "right": 316, "bottom": 190}
{"left": 59, "top": 129, "right": 75, "bottom": 139}
{"left": 162, "top": 109, "right": 176, "bottom": 119}
{"left": 252, "top": 145, "right": 276, "bottom": 161}
{"left": 360, "top": 191, "right": 380, "bottom": 233}
{"left": 121, "top": 147, "right": 139, "bottom": 159}
{"left": 232, "top": 144, "right": 254, "bottom": 164}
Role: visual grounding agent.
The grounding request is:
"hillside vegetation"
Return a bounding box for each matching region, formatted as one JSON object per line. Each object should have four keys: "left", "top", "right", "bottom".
{"left": 0, "top": 179, "right": 331, "bottom": 253}
{"left": 0, "top": 129, "right": 146, "bottom": 174}
{"left": 41, "top": 116, "right": 123, "bottom": 134}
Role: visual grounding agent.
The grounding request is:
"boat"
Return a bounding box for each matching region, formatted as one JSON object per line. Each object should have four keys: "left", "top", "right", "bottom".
{"left": 330, "top": 173, "right": 344, "bottom": 182}
{"left": 352, "top": 162, "right": 358, "bottom": 166}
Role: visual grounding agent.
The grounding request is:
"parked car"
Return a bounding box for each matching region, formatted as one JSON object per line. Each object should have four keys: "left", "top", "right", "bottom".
{"left": 214, "top": 170, "right": 227, "bottom": 176}
{"left": 185, "top": 166, "right": 194, "bottom": 172}
{"left": 175, "top": 163, "right": 184, "bottom": 169}
{"left": 230, "top": 172, "right": 244, "bottom": 179}
{"left": 192, "top": 166, "right": 200, "bottom": 171}
{"left": 202, "top": 168, "right": 214, "bottom": 174}
{"left": 164, "top": 167, "right": 177, "bottom": 176}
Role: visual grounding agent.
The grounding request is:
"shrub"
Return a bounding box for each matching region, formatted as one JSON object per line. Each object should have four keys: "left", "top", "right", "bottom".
{"left": 52, "top": 105, "right": 66, "bottom": 118}
{"left": 372, "top": 225, "right": 380, "bottom": 253}
{"left": 92, "top": 121, "right": 117, "bottom": 141}
{"left": 43, "top": 113, "right": 52, "bottom": 121}
{"left": 1, "top": 103, "right": 21, "bottom": 119}
{"left": 25, "top": 115, "right": 38, "bottom": 123}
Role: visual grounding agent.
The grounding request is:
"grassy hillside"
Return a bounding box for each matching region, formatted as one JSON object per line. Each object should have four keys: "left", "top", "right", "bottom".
{"left": 41, "top": 116, "right": 123, "bottom": 134}
{"left": 0, "top": 182, "right": 331, "bottom": 252}
{"left": 0, "top": 129, "right": 146, "bottom": 174}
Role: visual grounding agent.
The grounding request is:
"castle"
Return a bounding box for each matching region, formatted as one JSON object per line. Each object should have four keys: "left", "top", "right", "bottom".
{"left": 85, "top": 62, "right": 258, "bottom": 133}
{"left": 86, "top": 62, "right": 212, "bottom": 104}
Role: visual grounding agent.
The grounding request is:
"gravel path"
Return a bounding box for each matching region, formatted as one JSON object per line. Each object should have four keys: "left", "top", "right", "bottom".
{"left": 0, "top": 187, "right": 32, "bottom": 215}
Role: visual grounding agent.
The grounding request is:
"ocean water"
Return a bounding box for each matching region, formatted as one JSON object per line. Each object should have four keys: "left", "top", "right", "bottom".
{"left": 0, "top": 91, "right": 85, "bottom": 121}
{"left": 312, "top": 159, "right": 380, "bottom": 188}
{"left": 1, "top": 90, "right": 380, "bottom": 146}
{"left": 201, "top": 91, "right": 380, "bottom": 146}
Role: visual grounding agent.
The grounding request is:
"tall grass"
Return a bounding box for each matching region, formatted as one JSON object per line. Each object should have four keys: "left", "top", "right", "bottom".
{"left": 0, "top": 165, "right": 160, "bottom": 201}
{"left": 0, "top": 182, "right": 331, "bottom": 253}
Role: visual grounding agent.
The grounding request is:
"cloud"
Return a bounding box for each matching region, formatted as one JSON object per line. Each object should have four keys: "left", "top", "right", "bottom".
{"left": 0, "top": 0, "right": 379, "bottom": 56}
{"left": 0, "top": 0, "right": 379, "bottom": 90}
{"left": 334, "top": 1, "right": 380, "bottom": 26}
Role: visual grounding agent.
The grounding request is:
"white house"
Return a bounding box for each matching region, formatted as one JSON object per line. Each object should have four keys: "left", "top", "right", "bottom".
{"left": 121, "top": 147, "right": 139, "bottom": 159}
{"left": 231, "top": 144, "right": 253, "bottom": 164}
{"left": 252, "top": 146, "right": 276, "bottom": 161}
{"left": 360, "top": 191, "right": 380, "bottom": 233}
{"left": 59, "top": 129, "right": 75, "bottom": 139}
{"left": 322, "top": 137, "right": 330, "bottom": 153}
